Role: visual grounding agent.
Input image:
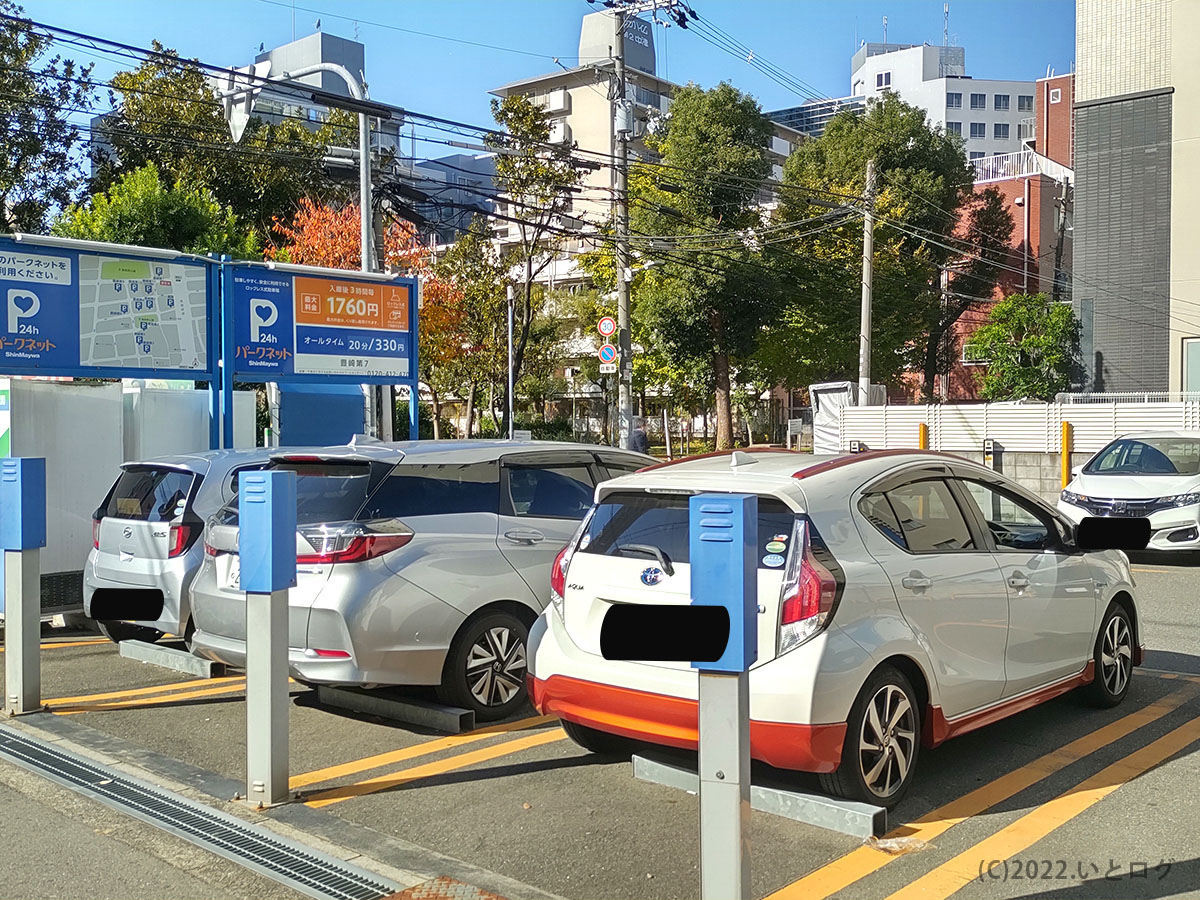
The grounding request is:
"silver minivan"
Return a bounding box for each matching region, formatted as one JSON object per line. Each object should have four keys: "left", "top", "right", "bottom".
{"left": 189, "top": 440, "right": 654, "bottom": 720}
{"left": 84, "top": 449, "right": 275, "bottom": 645}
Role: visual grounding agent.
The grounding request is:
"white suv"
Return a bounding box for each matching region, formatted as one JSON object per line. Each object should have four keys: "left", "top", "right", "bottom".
{"left": 528, "top": 449, "right": 1141, "bottom": 807}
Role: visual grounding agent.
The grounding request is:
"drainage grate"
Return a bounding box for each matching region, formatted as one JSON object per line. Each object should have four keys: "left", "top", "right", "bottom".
{"left": 0, "top": 726, "right": 398, "bottom": 900}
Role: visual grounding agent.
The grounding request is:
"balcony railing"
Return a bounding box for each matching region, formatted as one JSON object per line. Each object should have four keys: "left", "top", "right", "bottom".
{"left": 972, "top": 149, "right": 1072, "bottom": 184}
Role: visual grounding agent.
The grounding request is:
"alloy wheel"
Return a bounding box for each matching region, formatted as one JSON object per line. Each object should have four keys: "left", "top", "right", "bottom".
{"left": 858, "top": 683, "right": 917, "bottom": 800}
{"left": 1101, "top": 615, "right": 1132, "bottom": 696}
{"left": 465, "top": 626, "right": 527, "bottom": 708}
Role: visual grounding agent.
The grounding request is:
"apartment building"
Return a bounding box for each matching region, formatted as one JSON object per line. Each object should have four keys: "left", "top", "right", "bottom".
{"left": 1073, "top": 0, "right": 1200, "bottom": 392}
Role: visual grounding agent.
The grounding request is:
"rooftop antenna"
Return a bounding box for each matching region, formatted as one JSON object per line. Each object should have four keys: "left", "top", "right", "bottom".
{"left": 290, "top": 0, "right": 295, "bottom": 41}
{"left": 943, "top": 3, "right": 949, "bottom": 47}
{"left": 883, "top": 15, "right": 887, "bottom": 44}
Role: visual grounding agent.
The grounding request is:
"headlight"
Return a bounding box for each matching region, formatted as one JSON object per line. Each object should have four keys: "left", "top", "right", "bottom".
{"left": 1158, "top": 492, "right": 1200, "bottom": 507}
{"left": 1060, "top": 490, "right": 1087, "bottom": 506}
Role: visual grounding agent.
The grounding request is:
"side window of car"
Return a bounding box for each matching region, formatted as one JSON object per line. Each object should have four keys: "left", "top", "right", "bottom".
{"left": 227, "top": 463, "right": 270, "bottom": 496}
{"left": 858, "top": 492, "right": 908, "bottom": 550}
{"left": 360, "top": 462, "right": 500, "bottom": 519}
{"left": 507, "top": 465, "right": 595, "bottom": 520}
{"left": 597, "top": 455, "right": 647, "bottom": 480}
{"left": 883, "top": 480, "right": 975, "bottom": 553}
{"left": 958, "top": 480, "right": 1052, "bottom": 551}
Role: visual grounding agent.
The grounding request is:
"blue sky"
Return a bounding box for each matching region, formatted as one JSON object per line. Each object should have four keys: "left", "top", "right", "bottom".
{"left": 26, "top": 0, "right": 1075, "bottom": 144}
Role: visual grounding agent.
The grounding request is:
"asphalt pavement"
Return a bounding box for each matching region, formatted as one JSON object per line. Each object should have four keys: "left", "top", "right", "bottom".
{"left": 0, "top": 557, "right": 1198, "bottom": 900}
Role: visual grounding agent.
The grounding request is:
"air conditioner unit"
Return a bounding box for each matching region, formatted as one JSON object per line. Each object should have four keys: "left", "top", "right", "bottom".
{"left": 543, "top": 88, "right": 570, "bottom": 115}
{"left": 549, "top": 120, "right": 572, "bottom": 144}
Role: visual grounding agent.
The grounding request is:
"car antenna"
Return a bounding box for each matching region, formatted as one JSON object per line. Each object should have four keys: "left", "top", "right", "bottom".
{"left": 730, "top": 451, "right": 758, "bottom": 469}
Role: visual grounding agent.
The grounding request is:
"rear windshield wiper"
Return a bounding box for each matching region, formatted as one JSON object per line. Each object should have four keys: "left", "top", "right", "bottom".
{"left": 616, "top": 543, "right": 675, "bottom": 576}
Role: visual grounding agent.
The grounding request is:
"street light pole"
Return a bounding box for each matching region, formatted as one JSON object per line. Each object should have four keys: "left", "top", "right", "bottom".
{"left": 614, "top": 7, "right": 633, "bottom": 450}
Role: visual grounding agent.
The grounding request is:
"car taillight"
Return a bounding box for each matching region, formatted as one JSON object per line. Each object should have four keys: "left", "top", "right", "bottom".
{"left": 779, "top": 520, "right": 838, "bottom": 654}
{"left": 311, "top": 648, "right": 351, "bottom": 659}
{"left": 550, "top": 545, "right": 569, "bottom": 613}
{"left": 92, "top": 518, "right": 101, "bottom": 549}
{"left": 204, "top": 542, "right": 219, "bottom": 556}
{"left": 168, "top": 524, "right": 193, "bottom": 558}
{"left": 296, "top": 521, "right": 414, "bottom": 565}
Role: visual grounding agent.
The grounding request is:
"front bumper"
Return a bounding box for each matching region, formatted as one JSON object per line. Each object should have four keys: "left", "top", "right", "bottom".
{"left": 1058, "top": 500, "right": 1200, "bottom": 550}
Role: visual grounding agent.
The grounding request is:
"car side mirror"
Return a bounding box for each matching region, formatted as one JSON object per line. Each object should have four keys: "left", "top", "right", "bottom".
{"left": 1076, "top": 517, "right": 1150, "bottom": 551}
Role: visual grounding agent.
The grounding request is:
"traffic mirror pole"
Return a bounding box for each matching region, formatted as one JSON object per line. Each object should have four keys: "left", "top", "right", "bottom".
{"left": 238, "top": 470, "right": 297, "bottom": 807}
{"left": 1, "top": 458, "right": 46, "bottom": 716}
{"left": 689, "top": 492, "right": 757, "bottom": 900}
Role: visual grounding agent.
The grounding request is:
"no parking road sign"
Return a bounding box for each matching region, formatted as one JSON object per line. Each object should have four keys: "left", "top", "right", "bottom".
{"left": 598, "top": 343, "right": 617, "bottom": 364}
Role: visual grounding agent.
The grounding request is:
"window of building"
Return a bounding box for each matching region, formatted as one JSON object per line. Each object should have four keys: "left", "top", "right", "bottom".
{"left": 994, "top": 122, "right": 1010, "bottom": 140}
{"left": 876, "top": 71, "right": 891, "bottom": 89}
{"left": 1018, "top": 94, "right": 1034, "bottom": 112}
{"left": 946, "top": 91, "right": 962, "bottom": 109}
{"left": 962, "top": 343, "right": 989, "bottom": 365}
{"left": 946, "top": 121, "right": 962, "bottom": 135}
{"left": 1050, "top": 88, "right": 1062, "bottom": 104}
{"left": 969, "top": 151, "right": 986, "bottom": 160}
{"left": 970, "top": 122, "right": 986, "bottom": 139}
{"left": 994, "top": 94, "right": 1010, "bottom": 110}
{"left": 970, "top": 93, "right": 986, "bottom": 110}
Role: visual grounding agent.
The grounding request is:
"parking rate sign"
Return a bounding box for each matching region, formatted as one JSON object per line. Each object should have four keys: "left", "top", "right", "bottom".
{"left": 231, "top": 268, "right": 415, "bottom": 380}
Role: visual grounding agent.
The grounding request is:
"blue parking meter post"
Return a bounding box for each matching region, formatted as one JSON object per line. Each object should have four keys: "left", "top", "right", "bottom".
{"left": 1, "top": 458, "right": 47, "bottom": 715}
{"left": 689, "top": 492, "right": 757, "bottom": 900}
{"left": 238, "top": 470, "right": 297, "bottom": 806}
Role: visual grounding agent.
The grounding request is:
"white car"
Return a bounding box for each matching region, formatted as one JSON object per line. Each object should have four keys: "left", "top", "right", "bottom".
{"left": 528, "top": 449, "right": 1143, "bottom": 807}
{"left": 1058, "top": 430, "right": 1200, "bottom": 550}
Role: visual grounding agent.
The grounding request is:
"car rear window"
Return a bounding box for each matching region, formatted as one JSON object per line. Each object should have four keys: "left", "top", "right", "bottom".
{"left": 103, "top": 467, "right": 196, "bottom": 522}
{"left": 578, "top": 491, "right": 798, "bottom": 569}
{"left": 269, "top": 460, "right": 389, "bottom": 525}
{"left": 359, "top": 462, "right": 499, "bottom": 518}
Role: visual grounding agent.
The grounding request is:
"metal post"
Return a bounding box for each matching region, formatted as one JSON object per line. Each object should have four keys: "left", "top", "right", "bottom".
{"left": 1061, "top": 421, "right": 1073, "bottom": 489}
{"left": 614, "top": 8, "right": 633, "bottom": 449}
{"left": 507, "top": 284, "right": 515, "bottom": 440}
{"left": 207, "top": 261, "right": 221, "bottom": 450}
{"left": 359, "top": 111, "right": 373, "bottom": 273}
{"left": 238, "top": 471, "right": 297, "bottom": 808}
{"left": 689, "top": 492, "right": 757, "bottom": 900}
{"left": 1, "top": 458, "right": 46, "bottom": 716}
{"left": 698, "top": 671, "right": 751, "bottom": 900}
{"left": 220, "top": 258, "right": 235, "bottom": 449}
{"left": 858, "top": 159, "right": 876, "bottom": 406}
{"left": 409, "top": 277, "right": 420, "bottom": 441}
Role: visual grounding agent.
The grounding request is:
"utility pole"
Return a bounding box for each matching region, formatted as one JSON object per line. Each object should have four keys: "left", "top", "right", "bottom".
{"left": 613, "top": 6, "right": 633, "bottom": 449}
{"left": 507, "top": 284, "right": 515, "bottom": 440}
{"left": 858, "top": 159, "right": 876, "bottom": 406}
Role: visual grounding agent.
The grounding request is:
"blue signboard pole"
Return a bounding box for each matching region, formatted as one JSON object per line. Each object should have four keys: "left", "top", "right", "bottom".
{"left": 207, "top": 260, "right": 220, "bottom": 450}
{"left": 409, "top": 276, "right": 421, "bottom": 441}
{"left": 2, "top": 458, "right": 47, "bottom": 715}
{"left": 220, "top": 257, "right": 235, "bottom": 449}
{"left": 689, "top": 492, "right": 757, "bottom": 900}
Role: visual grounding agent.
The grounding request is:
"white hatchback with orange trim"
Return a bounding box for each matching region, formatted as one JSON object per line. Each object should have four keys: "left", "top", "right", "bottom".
{"left": 528, "top": 449, "right": 1144, "bottom": 806}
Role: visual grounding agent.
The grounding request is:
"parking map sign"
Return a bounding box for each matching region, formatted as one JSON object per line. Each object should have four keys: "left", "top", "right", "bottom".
{"left": 0, "top": 238, "right": 211, "bottom": 377}
{"left": 230, "top": 265, "right": 415, "bottom": 380}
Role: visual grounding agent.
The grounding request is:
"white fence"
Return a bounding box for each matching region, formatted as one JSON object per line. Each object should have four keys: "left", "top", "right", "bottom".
{"left": 840, "top": 402, "right": 1200, "bottom": 454}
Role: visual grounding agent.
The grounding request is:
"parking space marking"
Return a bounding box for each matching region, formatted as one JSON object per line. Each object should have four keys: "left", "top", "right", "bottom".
{"left": 45, "top": 675, "right": 246, "bottom": 706}
{"left": 52, "top": 681, "right": 251, "bottom": 715}
{"left": 303, "top": 727, "right": 568, "bottom": 808}
{"left": 0, "top": 639, "right": 111, "bottom": 652}
{"left": 882, "top": 711, "right": 1200, "bottom": 900}
{"left": 766, "top": 684, "right": 1197, "bottom": 900}
{"left": 290, "top": 714, "right": 555, "bottom": 790}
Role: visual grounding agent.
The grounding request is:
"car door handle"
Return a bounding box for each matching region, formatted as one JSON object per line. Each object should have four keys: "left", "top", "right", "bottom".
{"left": 504, "top": 529, "right": 545, "bottom": 545}
{"left": 1008, "top": 575, "right": 1030, "bottom": 589}
{"left": 901, "top": 576, "right": 932, "bottom": 590}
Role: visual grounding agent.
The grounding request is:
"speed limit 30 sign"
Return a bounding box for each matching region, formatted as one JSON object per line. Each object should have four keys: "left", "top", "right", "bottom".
{"left": 597, "top": 316, "right": 617, "bottom": 338}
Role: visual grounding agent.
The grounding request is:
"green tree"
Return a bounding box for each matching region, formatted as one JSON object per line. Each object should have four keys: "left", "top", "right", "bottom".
{"left": 964, "top": 293, "right": 1080, "bottom": 400}
{"left": 0, "top": 0, "right": 95, "bottom": 232}
{"left": 96, "top": 44, "right": 353, "bottom": 241}
{"left": 767, "top": 95, "right": 1011, "bottom": 396}
{"left": 53, "top": 163, "right": 258, "bottom": 257}
{"left": 487, "top": 94, "right": 581, "bottom": 436}
{"left": 628, "top": 82, "right": 777, "bottom": 449}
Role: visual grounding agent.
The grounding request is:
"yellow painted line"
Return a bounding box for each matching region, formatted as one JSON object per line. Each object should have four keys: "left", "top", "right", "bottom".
{"left": 45, "top": 675, "right": 246, "bottom": 706}
{"left": 290, "top": 714, "right": 555, "bottom": 790}
{"left": 52, "top": 681, "right": 250, "bottom": 715}
{"left": 883, "top": 712, "right": 1200, "bottom": 900}
{"left": 1131, "top": 566, "right": 1177, "bottom": 573}
{"left": 0, "top": 639, "right": 111, "bottom": 653}
{"left": 766, "top": 685, "right": 1196, "bottom": 900}
{"left": 304, "top": 727, "right": 568, "bottom": 808}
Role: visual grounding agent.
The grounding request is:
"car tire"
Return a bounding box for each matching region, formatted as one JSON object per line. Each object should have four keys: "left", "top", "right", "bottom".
{"left": 561, "top": 719, "right": 634, "bottom": 757}
{"left": 1083, "top": 603, "right": 1134, "bottom": 708}
{"left": 819, "top": 664, "right": 921, "bottom": 808}
{"left": 96, "top": 621, "right": 164, "bottom": 644}
{"left": 438, "top": 611, "right": 530, "bottom": 722}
